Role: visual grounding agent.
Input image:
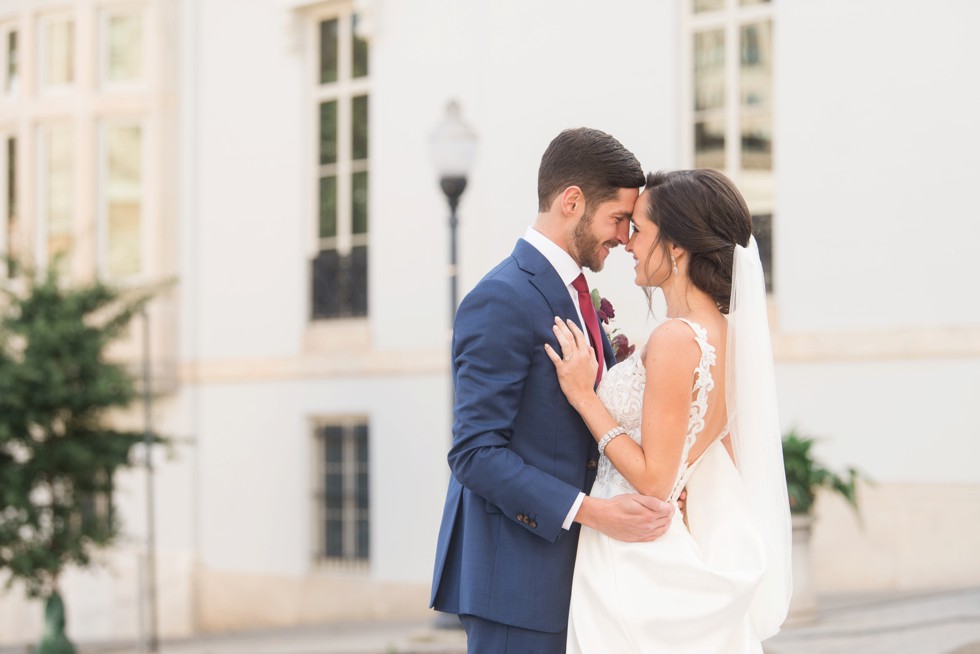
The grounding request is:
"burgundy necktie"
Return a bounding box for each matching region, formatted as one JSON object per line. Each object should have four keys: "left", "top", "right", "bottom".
{"left": 571, "top": 273, "right": 603, "bottom": 385}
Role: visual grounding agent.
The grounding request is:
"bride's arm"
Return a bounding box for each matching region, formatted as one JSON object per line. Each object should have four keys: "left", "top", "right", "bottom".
{"left": 546, "top": 318, "right": 699, "bottom": 500}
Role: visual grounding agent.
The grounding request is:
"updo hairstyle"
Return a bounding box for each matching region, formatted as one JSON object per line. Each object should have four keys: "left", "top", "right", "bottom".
{"left": 641, "top": 169, "right": 753, "bottom": 314}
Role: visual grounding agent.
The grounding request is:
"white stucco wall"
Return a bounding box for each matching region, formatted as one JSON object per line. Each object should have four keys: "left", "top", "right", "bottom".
{"left": 775, "top": 0, "right": 980, "bottom": 333}
{"left": 3, "top": 0, "right": 979, "bottom": 645}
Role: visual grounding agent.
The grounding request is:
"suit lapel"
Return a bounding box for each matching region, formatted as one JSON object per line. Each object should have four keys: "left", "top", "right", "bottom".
{"left": 513, "top": 239, "right": 621, "bottom": 375}
{"left": 513, "top": 240, "right": 579, "bottom": 320}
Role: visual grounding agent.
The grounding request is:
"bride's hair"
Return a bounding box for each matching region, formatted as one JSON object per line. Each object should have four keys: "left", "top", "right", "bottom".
{"left": 641, "top": 169, "right": 752, "bottom": 314}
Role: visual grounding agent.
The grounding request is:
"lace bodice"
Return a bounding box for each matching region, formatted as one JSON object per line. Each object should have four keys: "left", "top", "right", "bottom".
{"left": 594, "top": 318, "right": 717, "bottom": 502}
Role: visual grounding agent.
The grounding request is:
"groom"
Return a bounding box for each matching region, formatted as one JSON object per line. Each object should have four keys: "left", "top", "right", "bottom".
{"left": 430, "top": 128, "right": 675, "bottom": 653}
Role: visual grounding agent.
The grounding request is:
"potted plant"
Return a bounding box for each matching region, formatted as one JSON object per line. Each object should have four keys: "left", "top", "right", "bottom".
{"left": 782, "top": 428, "right": 862, "bottom": 624}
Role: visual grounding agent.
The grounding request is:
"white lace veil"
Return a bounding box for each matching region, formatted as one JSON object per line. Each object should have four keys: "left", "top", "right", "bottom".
{"left": 726, "top": 236, "right": 793, "bottom": 638}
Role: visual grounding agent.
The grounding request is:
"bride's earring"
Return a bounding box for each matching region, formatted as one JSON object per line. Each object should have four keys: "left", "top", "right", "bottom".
{"left": 671, "top": 254, "right": 679, "bottom": 276}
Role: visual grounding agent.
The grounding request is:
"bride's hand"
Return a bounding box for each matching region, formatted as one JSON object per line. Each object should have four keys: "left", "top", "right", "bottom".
{"left": 544, "top": 317, "right": 599, "bottom": 406}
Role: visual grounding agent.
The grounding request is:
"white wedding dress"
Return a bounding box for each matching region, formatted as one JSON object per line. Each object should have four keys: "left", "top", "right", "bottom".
{"left": 567, "top": 318, "right": 768, "bottom": 653}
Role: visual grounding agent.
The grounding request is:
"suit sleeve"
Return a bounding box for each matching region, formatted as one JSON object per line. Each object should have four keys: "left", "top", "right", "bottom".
{"left": 447, "top": 278, "right": 581, "bottom": 543}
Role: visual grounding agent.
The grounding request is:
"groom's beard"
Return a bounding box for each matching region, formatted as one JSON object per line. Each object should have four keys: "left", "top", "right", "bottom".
{"left": 573, "top": 209, "right": 606, "bottom": 272}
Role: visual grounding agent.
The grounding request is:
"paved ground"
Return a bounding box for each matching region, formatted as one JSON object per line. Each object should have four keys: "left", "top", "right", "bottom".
{"left": 3, "top": 586, "right": 979, "bottom": 654}
{"left": 764, "top": 587, "right": 980, "bottom": 654}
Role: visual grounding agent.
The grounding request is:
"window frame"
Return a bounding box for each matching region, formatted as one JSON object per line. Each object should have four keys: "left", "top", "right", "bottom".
{"left": 312, "top": 416, "right": 371, "bottom": 572}
{"left": 308, "top": 2, "right": 370, "bottom": 321}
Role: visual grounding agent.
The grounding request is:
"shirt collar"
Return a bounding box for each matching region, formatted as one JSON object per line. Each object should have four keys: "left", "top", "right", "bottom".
{"left": 522, "top": 226, "right": 581, "bottom": 287}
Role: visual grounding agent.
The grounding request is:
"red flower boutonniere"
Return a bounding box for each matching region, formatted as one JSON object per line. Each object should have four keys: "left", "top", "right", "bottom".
{"left": 590, "top": 289, "right": 635, "bottom": 363}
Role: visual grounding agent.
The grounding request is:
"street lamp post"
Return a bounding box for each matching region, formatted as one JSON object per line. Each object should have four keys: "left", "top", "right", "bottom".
{"left": 429, "top": 100, "right": 476, "bottom": 632}
{"left": 430, "top": 100, "right": 477, "bottom": 327}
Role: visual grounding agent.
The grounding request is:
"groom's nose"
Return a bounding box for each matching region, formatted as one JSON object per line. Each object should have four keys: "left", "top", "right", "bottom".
{"left": 615, "top": 219, "right": 630, "bottom": 244}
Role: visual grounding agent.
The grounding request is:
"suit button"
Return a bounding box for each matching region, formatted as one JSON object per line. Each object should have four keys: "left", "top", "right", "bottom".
{"left": 586, "top": 458, "right": 598, "bottom": 470}
{"left": 517, "top": 514, "right": 527, "bottom": 523}
{"left": 528, "top": 520, "right": 538, "bottom": 529}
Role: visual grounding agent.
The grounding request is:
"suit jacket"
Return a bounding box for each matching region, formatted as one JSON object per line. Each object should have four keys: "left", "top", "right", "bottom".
{"left": 430, "top": 239, "right": 617, "bottom": 633}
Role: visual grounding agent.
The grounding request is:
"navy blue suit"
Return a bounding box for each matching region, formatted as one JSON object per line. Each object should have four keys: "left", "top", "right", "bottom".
{"left": 431, "top": 239, "right": 616, "bottom": 648}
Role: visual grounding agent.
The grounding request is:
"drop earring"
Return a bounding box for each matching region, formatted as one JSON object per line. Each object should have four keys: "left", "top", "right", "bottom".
{"left": 671, "top": 254, "right": 679, "bottom": 275}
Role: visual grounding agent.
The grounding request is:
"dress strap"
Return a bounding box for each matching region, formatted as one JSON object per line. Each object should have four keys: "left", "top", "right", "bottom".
{"left": 672, "top": 318, "right": 716, "bottom": 438}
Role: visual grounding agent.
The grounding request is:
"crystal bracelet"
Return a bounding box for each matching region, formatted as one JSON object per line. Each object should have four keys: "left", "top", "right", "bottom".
{"left": 597, "top": 425, "right": 627, "bottom": 456}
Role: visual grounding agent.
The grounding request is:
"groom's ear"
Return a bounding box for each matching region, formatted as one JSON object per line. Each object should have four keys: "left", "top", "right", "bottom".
{"left": 559, "top": 186, "right": 585, "bottom": 218}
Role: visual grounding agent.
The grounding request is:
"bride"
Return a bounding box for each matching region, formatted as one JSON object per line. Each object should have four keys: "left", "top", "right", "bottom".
{"left": 545, "top": 169, "right": 792, "bottom": 653}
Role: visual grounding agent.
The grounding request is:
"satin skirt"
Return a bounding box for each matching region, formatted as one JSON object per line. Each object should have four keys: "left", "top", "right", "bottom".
{"left": 567, "top": 444, "right": 767, "bottom": 654}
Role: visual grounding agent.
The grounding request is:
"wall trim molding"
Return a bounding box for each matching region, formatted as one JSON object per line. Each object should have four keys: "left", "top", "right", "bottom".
{"left": 176, "top": 325, "right": 980, "bottom": 385}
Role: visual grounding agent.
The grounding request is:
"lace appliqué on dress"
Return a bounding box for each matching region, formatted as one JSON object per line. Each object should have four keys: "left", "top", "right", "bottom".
{"left": 593, "top": 318, "right": 716, "bottom": 503}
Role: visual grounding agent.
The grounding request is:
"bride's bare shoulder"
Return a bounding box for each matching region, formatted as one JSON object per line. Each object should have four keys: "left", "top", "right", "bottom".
{"left": 642, "top": 320, "right": 701, "bottom": 370}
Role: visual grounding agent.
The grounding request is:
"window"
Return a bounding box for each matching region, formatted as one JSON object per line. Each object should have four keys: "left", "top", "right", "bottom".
{"left": 77, "top": 468, "right": 115, "bottom": 540}
{"left": 101, "top": 8, "right": 144, "bottom": 88}
{"left": 688, "top": 0, "right": 774, "bottom": 290}
{"left": 38, "top": 124, "right": 75, "bottom": 274}
{"left": 311, "top": 8, "right": 370, "bottom": 320}
{"left": 2, "top": 135, "right": 16, "bottom": 278}
{"left": 315, "top": 420, "right": 369, "bottom": 567}
{"left": 101, "top": 121, "right": 143, "bottom": 279}
{"left": 39, "top": 15, "right": 75, "bottom": 92}
{"left": 1, "top": 25, "right": 18, "bottom": 97}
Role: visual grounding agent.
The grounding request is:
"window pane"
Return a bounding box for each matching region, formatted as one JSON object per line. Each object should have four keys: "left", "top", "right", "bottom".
{"left": 106, "top": 125, "right": 143, "bottom": 278}
{"left": 741, "top": 113, "right": 771, "bottom": 170}
{"left": 356, "top": 518, "right": 369, "bottom": 559}
{"left": 6, "top": 31, "right": 18, "bottom": 94}
{"left": 312, "top": 249, "right": 367, "bottom": 319}
{"left": 352, "top": 172, "right": 368, "bottom": 235}
{"left": 319, "top": 101, "right": 337, "bottom": 165}
{"left": 694, "top": 118, "right": 725, "bottom": 169}
{"left": 43, "top": 125, "right": 74, "bottom": 267}
{"left": 6, "top": 137, "right": 16, "bottom": 277}
{"left": 325, "top": 473, "right": 343, "bottom": 510}
{"left": 352, "top": 95, "right": 368, "bottom": 161}
{"left": 45, "top": 19, "right": 74, "bottom": 86}
{"left": 740, "top": 22, "right": 771, "bottom": 107}
{"left": 355, "top": 424, "right": 369, "bottom": 510}
{"left": 354, "top": 425, "right": 368, "bottom": 463}
{"left": 694, "top": 30, "right": 724, "bottom": 112}
{"left": 319, "top": 19, "right": 338, "bottom": 84}
{"left": 325, "top": 518, "right": 343, "bottom": 557}
{"left": 350, "top": 245, "right": 368, "bottom": 317}
{"left": 107, "top": 13, "right": 143, "bottom": 84}
{"left": 752, "top": 213, "right": 773, "bottom": 292}
{"left": 324, "top": 426, "right": 343, "bottom": 463}
{"left": 311, "top": 249, "right": 342, "bottom": 319}
{"left": 693, "top": 0, "right": 724, "bottom": 12}
{"left": 355, "top": 471, "right": 368, "bottom": 510}
{"left": 319, "top": 176, "right": 337, "bottom": 239}
{"left": 352, "top": 14, "right": 368, "bottom": 78}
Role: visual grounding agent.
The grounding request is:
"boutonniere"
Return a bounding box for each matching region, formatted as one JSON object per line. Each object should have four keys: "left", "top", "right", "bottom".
{"left": 590, "top": 289, "right": 635, "bottom": 363}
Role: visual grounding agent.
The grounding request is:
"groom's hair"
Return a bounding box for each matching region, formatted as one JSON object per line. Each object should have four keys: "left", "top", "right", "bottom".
{"left": 537, "top": 128, "right": 644, "bottom": 212}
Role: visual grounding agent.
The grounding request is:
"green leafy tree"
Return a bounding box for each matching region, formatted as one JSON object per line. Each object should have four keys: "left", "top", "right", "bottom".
{"left": 0, "top": 262, "right": 161, "bottom": 652}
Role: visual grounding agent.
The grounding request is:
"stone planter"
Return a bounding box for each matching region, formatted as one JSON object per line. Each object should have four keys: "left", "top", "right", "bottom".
{"left": 786, "top": 512, "right": 817, "bottom": 625}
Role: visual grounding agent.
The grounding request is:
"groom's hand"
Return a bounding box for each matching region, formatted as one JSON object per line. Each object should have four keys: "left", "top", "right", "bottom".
{"left": 576, "top": 494, "right": 674, "bottom": 542}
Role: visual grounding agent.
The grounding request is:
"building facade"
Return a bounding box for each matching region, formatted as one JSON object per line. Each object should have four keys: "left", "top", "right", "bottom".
{"left": 1, "top": 0, "right": 978, "bottom": 644}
